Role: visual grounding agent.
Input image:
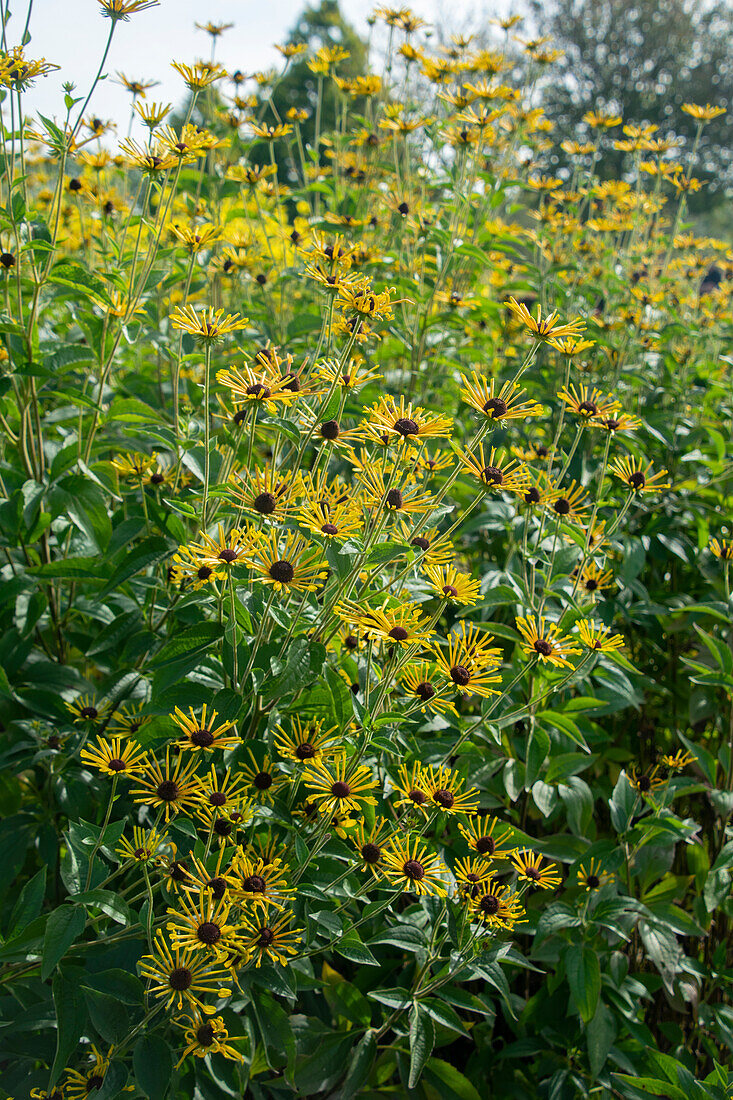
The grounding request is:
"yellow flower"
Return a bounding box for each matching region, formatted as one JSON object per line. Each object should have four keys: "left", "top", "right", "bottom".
{"left": 681, "top": 103, "right": 726, "bottom": 122}
{"left": 432, "top": 620, "right": 502, "bottom": 698}
{"left": 337, "top": 599, "right": 435, "bottom": 648}
{"left": 660, "top": 749, "right": 696, "bottom": 772}
{"left": 710, "top": 537, "right": 733, "bottom": 560}
{"left": 577, "top": 560, "right": 614, "bottom": 599}
{"left": 99, "top": 0, "right": 159, "bottom": 18}
{"left": 420, "top": 764, "right": 481, "bottom": 815}
{"left": 609, "top": 456, "right": 670, "bottom": 494}
{"left": 131, "top": 748, "right": 204, "bottom": 821}
{"left": 65, "top": 694, "right": 111, "bottom": 725}
{"left": 302, "top": 755, "right": 378, "bottom": 816}
{"left": 460, "top": 372, "right": 544, "bottom": 423}
{"left": 511, "top": 849, "right": 562, "bottom": 889}
{"left": 423, "top": 563, "right": 481, "bottom": 605}
{"left": 171, "top": 705, "right": 240, "bottom": 752}
{"left": 172, "top": 60, "right": 226, "bottom": 90}
{"left": 80, "top": 736, "right": 148, "bottom": 778}
{"left": 505, "top": 297, "right": 586, "bottom": 340}
{"left": 456, "top": 442, "right": 530, "bottom": 494}
{"left": 546, "top": 480, "right": 589, "bottom": 523}
{"left": 166, "top": 889, "right": 238, "bottom": 957}
{"left": 381, "top": 835, "right": 448, "bottom": 897}
{"left": 362, "top": 395, "right": 453, "bottom": 446}
{"left": 170, "top": 305, "right": 248, "bottom": 342}
{"left": 138, "top": 931, "right": 231, "bottom": 1011}
{"left": 274, "top": 717, "right": 341, "bottom": 764}
{"left": 576, "top": 620, "right": 625, "bottom": 653}
{"left": 237, "top": 911, "right": 304, "bottom": 967}
{"left": 175, "top": 1011, "right": 243, "bottom": 1067}
{"left": 116, "top": 825, "right": 168, "bottom": 864}
{"left": 469, "top": 880, "right": 526, "bottom": 929}
{"left": 355, "top": 467, "right": 433, "bottom": 514}
{"left": 226, "top": 851, "right": 294, "bottom": 913}
{"left": 558, "top": 383, "right": 619, "bottom": 419}
{"left": 458, "top": 815, "right": 517, "bottom": 860}
{"left": 516, "top": 615, "right": 579, "bottom": 668}
{"left": 577, "top": 858, "right": 613, "bottom": 891}
{"left": 243, "top": 529, "right": 329, "bottom": 594}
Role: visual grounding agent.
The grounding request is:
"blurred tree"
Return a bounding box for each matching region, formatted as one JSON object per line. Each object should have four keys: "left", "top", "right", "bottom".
{"left": 529, "top": 0, "right": 733, "bottom": 215}
{"left": 252, "top": 0, "right": 369, "bottom": 176}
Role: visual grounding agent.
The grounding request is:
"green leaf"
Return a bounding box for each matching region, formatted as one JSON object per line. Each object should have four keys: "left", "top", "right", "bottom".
{"left": 71, "top": 889, "right": 134, "bottom": 925}
{"left": 27, "top": 555, "right": 111, "bottom": 581}
{"left": 525, "top": 726, "right": 550, "bottom": 788}
{"left": 48, "top": 261, "right": 113, "bottom": 306}
{"left": 612, "top": 1075, "right": 687, "bottom": 1100}
{"left": 609, "top": 772, "right": 637, "bottom": 833}
{"left": 83, "top": 987, "right": 128, "bottom": 1044}
{"left": 9, "top": 866, "right": 46, "bottom": 933}
{"left": 50, "top": 968, "right": 86, "bottom": 1086}
{"left": 408, "top": 1003, "right": 435, "bottom": 1088}
{"left": 42, "top": 904, "right": 86, "bottom": 980}
{"left": 133, "top": 1035, "right": 172, "bottom": 1099}
{"left": 94, "top": 1061, "right": 129, "bottom": 1100}
{"left": 335, "top": 930, "right": 379, "bottom": 966}
{"left": 565, "top": 944, "right": 600, "bottom": 1024}
{"left": 338, "top": 1029, "right": 376, "bottom": 1098}
{"left": 423, "top": 1057, "right": 482, "bottom": 1100}
{"left": 150, "top": 621, "right": 224, "bottom": 667}
{"left": 98, "top": 536, "right": 171, "bottom": 598}
{"left": 586, "top": 1000, "right": 615, "bottom": 1079}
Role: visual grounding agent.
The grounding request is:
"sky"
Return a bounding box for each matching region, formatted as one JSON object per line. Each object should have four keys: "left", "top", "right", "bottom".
{"left": 18, "top": 0, "right": 502, "bottom": 135}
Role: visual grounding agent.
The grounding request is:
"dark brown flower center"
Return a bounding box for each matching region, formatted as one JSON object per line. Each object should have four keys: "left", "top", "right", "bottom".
{"left": 388, "top": 625, "right": 409, "bottom": 641}
{"left": 409, "top": 788, "right": 427, "bottom": 805}
{"left": 415, "top": 681, "right": 435, "bottom": 701}
{"left": 269, "top": 560, "right": 295, "bottom": 583}
{"left": 80, "top": 706, "right": 99, "bottom": 720}
{"left": 197, "top": 565, "right": 213, "bottom": 580}
{"left": 524, "top": 487, "right": 541, "bottom": 504}
{"left": 254, "top": 771, "right": 273, "bottom": 790}
{"left": 156, "top": 780, "right": 180, "bottom": 802}
{"left": 168, "top": 966, "right": 193, "bottom": 990}
{"left": 479, "top": 893, "right": 500, "bottom": 914}
{"left": 553, "top": 498, "right": 570, "bottom": 515}
{"left": 362, "top": 842, "right": 381, "bottom": 864}
{"left": 629, "top": 471, "right": 646, "bottom": 489}
{"left": 321, "top": 523, "right": 338, "bottom": 535}
{"left": 475, "top": 835, "right": 496, "bottom": 855}
{"left": 578, "top": 400, "right": 597, "bottom": 415}
{"left": 394, "top": 416, "right": 419, "bottom": 436}
{"left": 196, "top": 1022, "right": 216, "bottom": 1046}
{"left": 209, "top": 791, "right": 227, "bottom": 807}
{"left": 604, "top": 418, "right": 620, "bottom": 431}
{"left": 191, "top": 727, "right": 214, "bottom": 748}
{"left": 246, "top": 383, "right": 271, "bottom": 398}
{"left": 483, "top": 397, "right": 508, "bottom": 418}
{"left": 411, "top": 536, "right": 430, "bottom": 551}
{"left": 86, "top": 1074, "right": 104, "bottom": 1090}
{"left": 295, "top": 742, "right": 316, "bottom": 760}
{"left": 242, "top": 874, "right": 266, "bottom": 893}
{"left": 533, "top": 639, "right": 553, "bottom": 657}
{"left": 108, "top": 758, "right": 127, "bottom": 772}
{"left": 482, "top": 466, "right": 504, "bottom": 485}
{"left": 218, "top": 548, "right": 239, "bottom": 563}
{"left": 450, "top": 664, "right": 471, "bottom": 686}
{"left": 442, "top": 584, "right": 459, "bottom": 598}
{"left": 169, "top": 860, "right": 189, "bottom": 882}
{"left": 208, "top": 877, "right": 227, "bottom": 899}
{"left": 403, "top": 859, "right": 425, "bottom": 880}
{"left": 253, "top": 491, "right": 277, "bottom": 514}
{"left": 637, "top": 774, "right": 651, "bottom": 791}
{"left": 330, "top": 780, "right": 352, "bottom": 798}
{"left": 585, "top": 578, "right": 598, "bottom": 592}
{"left": 257, "top": 927, "right": 275, "bottom": 947}
{"left": 320, "top": 419, "right": 340, "bottom": 440}
{"left": 386, "top": 488, "right": 403, "bottom": 509}
{"left": 433, "top": 788, "right": 455, "bottom": 808}
{"left": 197, "top": 921, "right": 222, "bottom": 945}
{"left": 345, "top": 633, "right": 358, "bottom": 649}
{"left": 214, "top": 818, "right": 232, "bottom": 837}
{"left": 586, "top": 874, "right": 600, "bottom": 889}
